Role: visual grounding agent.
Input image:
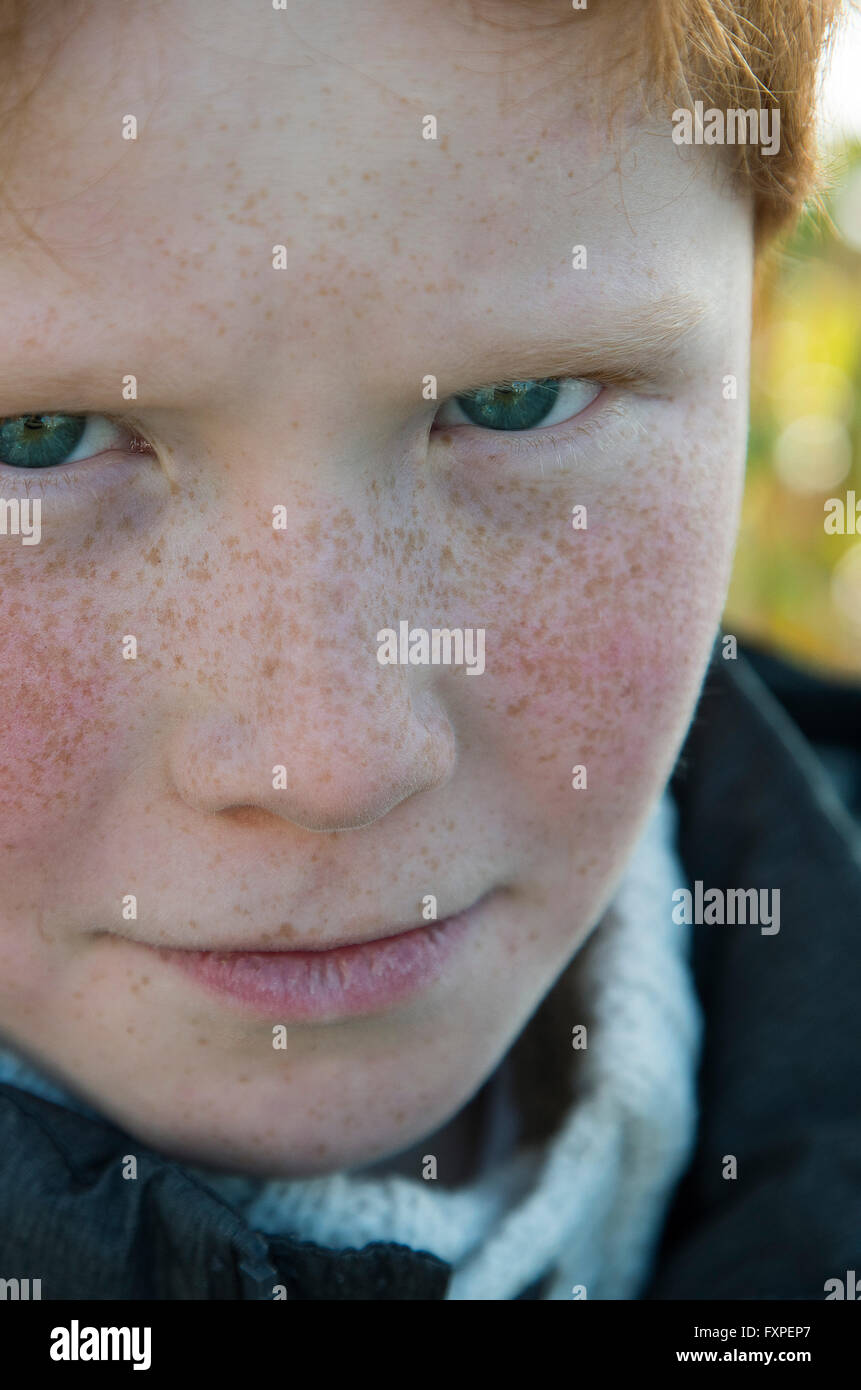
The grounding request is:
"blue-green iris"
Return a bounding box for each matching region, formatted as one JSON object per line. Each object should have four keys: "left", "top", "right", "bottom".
{"left": 456, "top": 379, "right": 559, "bottom": 431}
{"left": 0, "top": 414, "right": 86, "bottom": 468}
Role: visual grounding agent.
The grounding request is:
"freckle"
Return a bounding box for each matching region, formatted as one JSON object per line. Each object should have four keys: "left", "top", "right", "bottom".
{"left": 197, "top": 1037, "right": 209, "bottom": 1046}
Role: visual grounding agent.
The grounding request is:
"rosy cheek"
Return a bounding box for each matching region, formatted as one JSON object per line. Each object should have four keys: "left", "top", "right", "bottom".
{"left": 0, "top": 619, "right": 124, "bottom": 856}
{"left": 474, "top": 529, "right": 719, "bottom": 817}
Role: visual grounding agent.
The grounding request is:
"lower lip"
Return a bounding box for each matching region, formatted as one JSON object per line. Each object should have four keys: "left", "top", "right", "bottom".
{"left": 151, "top": 906, "right": 480, "bottom": 1022}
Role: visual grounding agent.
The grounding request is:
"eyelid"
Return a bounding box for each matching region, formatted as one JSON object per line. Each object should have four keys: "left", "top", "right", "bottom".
{"left": 0, "top": 453, "right": 143, "bottom": 500}
{"left": 0, "top": 412, "right": 154, "bottom": 492}
{"left": 431, "top": 389, "right": 639, "bottom": 478}
{"left": 434, "top": 376, "right": 605, "bottom": 434}
{"left": 112, "top": 411, "right": 154, "bottom": 443}
{"left": 455, "top": 374, "right": 586, "bottom": 399}
{"left": 453, "top": 368, "right": 659, "bottom": 398}
{"left": 0, "top": 410, "right": 152, "bottom": 442}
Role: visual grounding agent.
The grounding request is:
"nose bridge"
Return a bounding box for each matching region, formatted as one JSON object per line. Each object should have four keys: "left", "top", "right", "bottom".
{"left": 165, "top": 482, "right": 456, "bottom": 831}
{"left": 232, "top": 485, "right": 387, "bottom": 702}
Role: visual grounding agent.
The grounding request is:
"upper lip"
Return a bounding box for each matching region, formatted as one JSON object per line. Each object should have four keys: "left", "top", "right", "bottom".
{"left": 158, "top": 923, "right": 429, "bottom": 954}
{"left": 121, "top": 894, "right": 489, "bottom": 956}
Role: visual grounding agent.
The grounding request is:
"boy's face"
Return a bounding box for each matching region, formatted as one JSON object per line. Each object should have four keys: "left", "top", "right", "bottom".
{"left": 0, "top": 0, "right": 751, "bottom": 1176}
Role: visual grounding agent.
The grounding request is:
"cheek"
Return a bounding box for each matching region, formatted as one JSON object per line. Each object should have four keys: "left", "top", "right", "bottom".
{"left": 436, "top": 432, "right": 742, "bottom": 835}
{"left": 0, "top": 615, "right": 120, "bottom": 1013}
{"left": 0, "top": 606, "right": 127, "bottom": 861}
{"left": 475, "top": 608, "right": 689, "bottom": 841}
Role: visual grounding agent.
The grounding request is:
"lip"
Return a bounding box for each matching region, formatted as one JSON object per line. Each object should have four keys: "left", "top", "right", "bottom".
{"left": 143, "top": 900, "right": 485, "bottom": 1022}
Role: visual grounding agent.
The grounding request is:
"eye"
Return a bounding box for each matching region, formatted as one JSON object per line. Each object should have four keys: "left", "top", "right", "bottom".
{"left": 0, "top": 413, "right": 139, "bottom": 470}
{"left": 433, "top": 377, "right": 602, "bottom": 432}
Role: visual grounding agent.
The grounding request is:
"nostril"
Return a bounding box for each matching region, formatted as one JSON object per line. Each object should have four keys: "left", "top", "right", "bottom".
{"left": 218, "top": 805, "right": 280, "bottom": 830}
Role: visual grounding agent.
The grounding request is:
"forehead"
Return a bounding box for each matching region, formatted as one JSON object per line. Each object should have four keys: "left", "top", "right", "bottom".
{"left": 0, "top": 0, "right": 744, "bottom": 407}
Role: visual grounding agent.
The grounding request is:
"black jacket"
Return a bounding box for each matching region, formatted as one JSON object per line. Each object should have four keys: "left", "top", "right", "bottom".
{"left": 1, "top": 644, "right": 859, "bottom": 1299}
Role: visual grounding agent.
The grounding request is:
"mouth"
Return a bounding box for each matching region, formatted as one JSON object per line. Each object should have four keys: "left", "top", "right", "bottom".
{"left": 133, "top": 896, "right": 490, "bottom": 1022}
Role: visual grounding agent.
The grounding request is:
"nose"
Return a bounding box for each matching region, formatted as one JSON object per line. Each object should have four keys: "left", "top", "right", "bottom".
{"left": 163, "top": 501, "right": 457, "bottom": 833}
{"left": 168, "top": 670, "right": 456, "bottom": 831}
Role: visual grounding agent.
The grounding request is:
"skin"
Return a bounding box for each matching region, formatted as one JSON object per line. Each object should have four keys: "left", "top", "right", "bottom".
{"left": 0, "top": 0, "right": 752, "bottom": 1179}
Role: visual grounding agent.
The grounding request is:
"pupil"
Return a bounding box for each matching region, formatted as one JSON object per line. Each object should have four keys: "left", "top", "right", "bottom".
{"left": 0, "top": 412, "right": 87, "bottom": 469}
{"left": 456, "top": 379, "right": 559, "bottom": 431}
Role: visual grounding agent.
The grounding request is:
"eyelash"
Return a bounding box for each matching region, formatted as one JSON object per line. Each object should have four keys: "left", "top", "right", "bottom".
{"left": 492, "top": 395, "right": 633, "bottom": 473}
{"left": 431, "top": 381, "right": 643, "bottom": 484}
{"left": 0, "top": 414, "right": 153, "bottom": 494}
{"left": 434, "top": 399, "right": 646, "bottom": 505}
{"left": 432, "top": 377, "right": 605, "bottom": 434}
{"left": 0, "top": 379, "right": 626, "bottom": 497}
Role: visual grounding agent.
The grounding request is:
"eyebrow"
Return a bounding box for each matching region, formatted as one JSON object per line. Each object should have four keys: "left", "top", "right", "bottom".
{"left": 0, "top": 292, "right": 710, "bottom": 413}
{"left": 447, "top": 292, "right": 711, "bottom": 389}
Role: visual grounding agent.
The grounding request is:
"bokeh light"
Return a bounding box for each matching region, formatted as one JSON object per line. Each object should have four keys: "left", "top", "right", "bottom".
{"left": 723, "top": 136, "right": 861, "bottom": 677}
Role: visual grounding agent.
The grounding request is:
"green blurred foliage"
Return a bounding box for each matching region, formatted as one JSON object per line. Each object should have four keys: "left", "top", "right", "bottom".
{"left": 724, "top": 139, "right": 861, "bottom": 677}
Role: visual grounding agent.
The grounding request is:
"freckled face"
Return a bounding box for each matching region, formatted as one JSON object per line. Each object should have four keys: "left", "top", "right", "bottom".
{"left": 0, "top": 0, "right": 751, "bottom": 1175}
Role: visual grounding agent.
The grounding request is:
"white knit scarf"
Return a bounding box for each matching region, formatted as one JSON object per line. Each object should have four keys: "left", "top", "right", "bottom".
{"left": 0, "top": 792, "right": 701, "bottom": 1300}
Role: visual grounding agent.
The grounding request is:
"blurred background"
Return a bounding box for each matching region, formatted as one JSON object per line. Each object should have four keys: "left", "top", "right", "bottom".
{"left": 724, "top": 7, "right": 861, "bottom": 677}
